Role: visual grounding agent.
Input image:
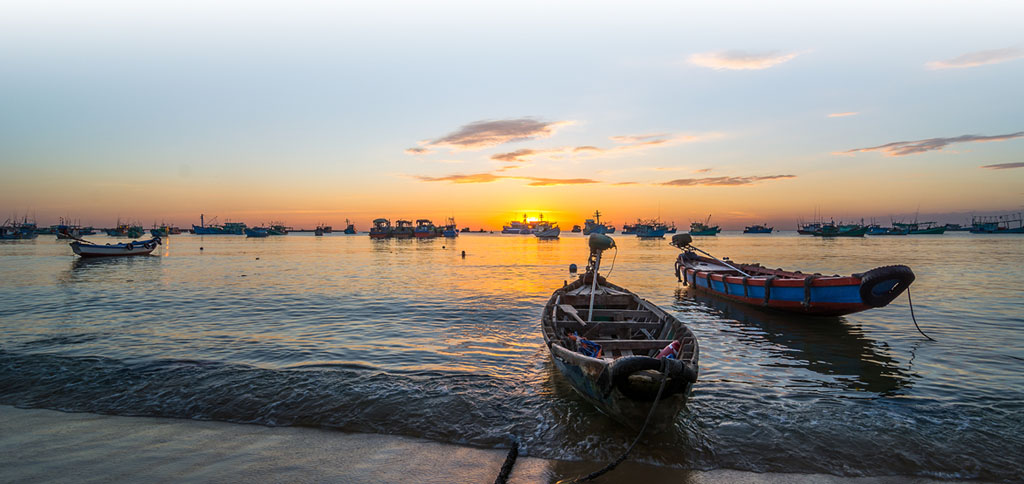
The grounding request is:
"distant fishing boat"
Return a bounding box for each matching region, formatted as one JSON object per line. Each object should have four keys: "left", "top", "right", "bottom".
{"left": 543, "top": 234, "right": 699, "bottom": 425}
{"left": 635, "top": 220, "right": 667, "bottom": 238}
{"left": 671, "top": 234, "right": 915, "bottom": 316}
{"left": 811, "top": 222, "right": 868, "bottom": 237}
{"left": 414, "top": 219, "right": 440, "bottom": 238}
{"left": 314, "top": 226, "right": 324, "bottom": 236}
{"left": 797, "top": 222, "right": 821, "bottom": 235}
{"left": 533, "top": 220, "right": 560, "bottom": 239}
{"left": 71, "top": 236, "right": 161, "bottom": 258}
{"left": 943, "top": 223, "right": 971, "bottom": 232}
{"left": 393, "top": 219, "right": 415, "bottom": 238}
{"left": 192, "top": 214, "right": 245, "bottom": 235}
{"left": 267, "top": 222, "right": 289, "bottom": 235}
{"left": 620, "top": 223, "right": 637, "bottom": 235}
{"left": 970, "top": 213, "right": 1024, "bottom": 233}
{"left": 582, "top": 210, "right": 614, "bottom": 235}
{"left": 743, "top": 224, "right": 773, "bottom": 234}
{"left": 460, "top": 227, "right": 470, "bottom": 233}
{"left": 343, "top": 219, "right": 357, "bottom": 234}
{"left": 502, "top": 214, "right": 537, "bottom": 234}
{"left": 370, "top": 218, "right": 392, "bottom": 238}
{"left": 245, "top": 227, "right": 270, "bottom": 237}
{"left": 0, "top": 217, "right": 38, "bottom": 240}
{"left": 895, "top": 221, "right": 945, "bottom": 235}
{"left": 662, "top": 222, "right": 676, "bottom": 234}
{"left": 689, "top": 215, "right": 721, "bottom": 236}
{"left": 442, "top": 217, "right": 458, "bottom": 237}
{"left": 571, "top": 225, "right": 582, "bottom": 233}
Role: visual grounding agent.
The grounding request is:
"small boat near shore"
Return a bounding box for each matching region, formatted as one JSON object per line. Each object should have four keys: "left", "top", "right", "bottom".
{"left": 70, "top": 236, "right": 161, "bottom": 257}
{"left": 689, "top": 215, "right": 721, "bottom": 236}
{"left": 671, "top": 234, "right": 914, "bottom": 316}
{"left": 542, "top": 234, "right": 699, "bottom": 425}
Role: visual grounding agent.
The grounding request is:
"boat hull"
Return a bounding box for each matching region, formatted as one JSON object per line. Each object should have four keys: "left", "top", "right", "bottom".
{"left": 542, "top": 274, "right": 699, "bottom": 427}
{"left": 71, "top": 238, "right": 160, "bottom": 258}
{"left": 675, "top": 253, "right": 914, "bottom": 317}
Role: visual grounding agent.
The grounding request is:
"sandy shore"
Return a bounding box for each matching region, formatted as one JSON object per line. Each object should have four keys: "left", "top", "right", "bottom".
{"left": 1, "top": 405, "right": 950, "bottom": 483}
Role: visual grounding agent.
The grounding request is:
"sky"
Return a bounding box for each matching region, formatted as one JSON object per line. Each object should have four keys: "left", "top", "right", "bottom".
{"left": 1, "top": 0, "right": 1022, "bottom": 230}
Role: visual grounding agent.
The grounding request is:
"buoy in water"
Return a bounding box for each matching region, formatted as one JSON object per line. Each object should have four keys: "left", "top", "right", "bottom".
{"left": 461, "top": 250, "right": 466, "bottom": 258}
{"left": 569, "top": 263, "right": 578, "bottom": 274}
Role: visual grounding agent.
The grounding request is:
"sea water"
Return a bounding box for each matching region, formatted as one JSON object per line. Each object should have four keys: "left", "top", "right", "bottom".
{"left": 1, "top": 232, "right": 1021, "bottom": 481}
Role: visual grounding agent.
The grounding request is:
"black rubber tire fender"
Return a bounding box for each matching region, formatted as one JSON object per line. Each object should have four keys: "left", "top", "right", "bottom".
{"left": 858, "top": 265, "right": 915, "bottom": 307}
{"left": 126, "top": 243, "right": 134, "bottom": 250}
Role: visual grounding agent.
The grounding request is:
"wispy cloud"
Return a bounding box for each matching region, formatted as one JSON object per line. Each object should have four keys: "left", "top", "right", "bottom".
{"left": 610, "top": 133, "right": 669, "bottom": 143}
{"left": 490, "top": 148, "right": 561, "bottom": 163}
{"left": 424, "top": 118, "right": 572, "bottom": 150}
{"left": 981, "top": 162, "right": 1024, "bottom": 170}
{"left": 414, "top": 173, "right": 599, "bottom": 186}
{"left": 926, "top": 47, "right": 1024, "bottom": 70}
{"left": 488, "top": 132, "right": 713, "bottom": 165}
{"left": 405, "top": 147, "right": 433, "bottom": 155}
{"left": 660, "top": 175, "right": 795, "bottom": 186}
{"left": 689, "top": 50, "right": 801, "bottom": 70}
{"left": 844, "top": 132, "right": 1024, "bottom": 156}
{"left": 828, "top": 112, "right": 859, "bottom": 118}
{"left": 694, "top": 168, "right": 713, "bottom": 173}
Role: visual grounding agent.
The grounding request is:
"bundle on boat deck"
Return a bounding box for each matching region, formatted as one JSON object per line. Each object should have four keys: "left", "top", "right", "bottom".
{"left": 542, "top": 271, "right": 699, "bottom": 426}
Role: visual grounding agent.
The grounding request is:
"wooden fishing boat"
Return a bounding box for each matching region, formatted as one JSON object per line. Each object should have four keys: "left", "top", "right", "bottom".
{"left": 543, "top": 234, "right": 699, "bottom": 425}
{"left": 533, "top": 221, "right": 561, "bottom": 239}
{"left": 70, "top": 237, "right": 161, "bottom": 257}
{"left": 671, "top": 234, "right": 914, "bottom": 316}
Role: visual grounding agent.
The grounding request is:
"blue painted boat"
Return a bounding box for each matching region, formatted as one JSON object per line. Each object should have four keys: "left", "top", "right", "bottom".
{"left": 442, "top": 217, "right": 458, "bottom": 237}
{"left": 743, "top": 224, "right": 773, "bottom": 234}
{"left": 582, "top": 210, "right": 615, "bottom": 235}
{"left": 542, "top": 235, "right": 699, "bottom": 425}
{"left": 671, "top": 234, "right": 914, "bottom": 317}
{"left": 245, "top": 227, "right": 270, "bottom": 237}
{"left": 635, "top": 222, "right": 667, "bottom": 238}
{"left": 689, "top": 215, "right": 721, "bottom": 236}
{"left": 0, "top": 218, "right": 38, "bottom": 240}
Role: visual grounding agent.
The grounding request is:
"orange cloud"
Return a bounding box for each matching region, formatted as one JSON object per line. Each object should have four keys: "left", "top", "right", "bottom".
{"left": 828, "top": 112, "right": 859, "bottom": 118}
{"left": 660, "top": 175, "right": 795, "bottom": 186}
{"left": 926, "top": 47, "right": 1024, "bottom": 69}
{"left": 405, "top": 147, "right": 433, "bottom": 155}
{"left": 689, "top": 50, "right": 801, "bottom": 70}
{"left": 844, "top": 132, "right": 1024, "bottom": 156}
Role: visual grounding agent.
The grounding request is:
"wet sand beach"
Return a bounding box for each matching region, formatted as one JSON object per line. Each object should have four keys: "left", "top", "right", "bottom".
{"left": 1, "top": 406, "right": 952, "bottom": 483}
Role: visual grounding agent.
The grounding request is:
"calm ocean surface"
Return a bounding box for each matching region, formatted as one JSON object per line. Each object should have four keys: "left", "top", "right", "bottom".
{"left": 1, "top": 232, "right": 1022, "bottom": 481}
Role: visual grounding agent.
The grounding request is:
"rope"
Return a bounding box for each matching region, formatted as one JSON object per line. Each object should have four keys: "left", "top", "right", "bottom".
{"left": 603, "top": 247, "right": 618, "bottom": 279}
{"left": 907, "top": 288, "right": 935, "bottom": 341}
{"left": 558, "top": 360, "right": 670, "bottom": 484}
{"left": 493, "top": 439, "right": 519, "bottom": 484}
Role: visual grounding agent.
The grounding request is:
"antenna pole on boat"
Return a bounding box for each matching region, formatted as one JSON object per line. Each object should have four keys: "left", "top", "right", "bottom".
{"left": 585, "top": 234, "right": 616, "bottom": 322}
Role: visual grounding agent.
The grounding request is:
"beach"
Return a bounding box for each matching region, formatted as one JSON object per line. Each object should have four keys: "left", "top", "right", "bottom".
{"left": 1, "top": 406, "right": 952, "bottom": 483}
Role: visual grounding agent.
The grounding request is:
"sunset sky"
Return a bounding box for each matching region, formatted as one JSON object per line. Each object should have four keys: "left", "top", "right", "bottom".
{"left": 2, "top": 0, "right": 1022, "bottom": 230}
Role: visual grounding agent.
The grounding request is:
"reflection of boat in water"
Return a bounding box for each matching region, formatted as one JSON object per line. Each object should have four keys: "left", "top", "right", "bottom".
{"left": 676, "top": 287, "right": 912, "bottom": 395}
{"left": 671, "top": 234, "right": 915, "bottom": 317}
{"left": 542, "top": 234, "right": 699, "bottom": 426}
